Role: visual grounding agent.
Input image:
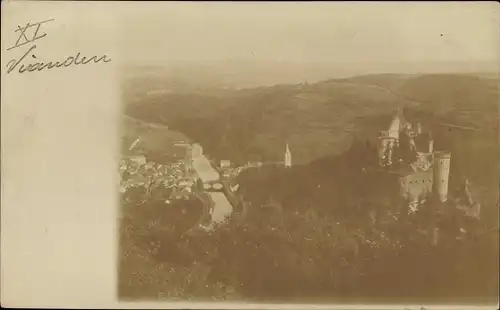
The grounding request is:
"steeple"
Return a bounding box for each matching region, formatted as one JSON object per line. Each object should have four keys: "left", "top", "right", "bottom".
{"left": 284, "top": 141, "right": 292, "bottom": 168}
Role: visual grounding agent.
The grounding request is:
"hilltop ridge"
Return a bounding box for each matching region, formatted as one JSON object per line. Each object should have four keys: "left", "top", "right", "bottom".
{"left": 120, "top": 71, "right": 499, "bottom": 303}
{"left": 123, "top": 71, "right": 498, "bottom": 223}
{"left": 125, "top": 72, "right": 497, "bottom": 162}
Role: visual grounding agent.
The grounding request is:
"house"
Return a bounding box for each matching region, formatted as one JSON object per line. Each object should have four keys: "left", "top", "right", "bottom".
{"left": 220, "top": 160, "right": 231, "bottom": 169}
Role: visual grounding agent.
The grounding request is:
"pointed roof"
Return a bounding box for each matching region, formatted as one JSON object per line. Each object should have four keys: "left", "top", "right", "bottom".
{"left": 388, "top": 107, "right": 408, "bottom": 133}
{"left": 388, "top": 116, "right": 400, "bottom": 133}
{"left": 284, "top": 141, "right": 292, "bottom": 167}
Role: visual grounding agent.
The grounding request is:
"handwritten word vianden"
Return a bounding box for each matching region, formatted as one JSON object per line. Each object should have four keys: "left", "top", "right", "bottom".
{"left": 6, "top": 45, "right": 111, "bottom": 74}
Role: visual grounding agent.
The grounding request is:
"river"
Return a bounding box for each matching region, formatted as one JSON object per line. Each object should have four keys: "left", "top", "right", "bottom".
{"left": 207, "top": 192, "right": 233, "bottom": 224}
{"left": 191, "top": 147, "right": 233, "bottom": 226}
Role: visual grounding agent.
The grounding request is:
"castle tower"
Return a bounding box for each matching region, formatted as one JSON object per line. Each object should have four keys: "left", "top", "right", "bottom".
{"left": 416, "top": 122, "right": 422, "bottom": 135}
{"left": 377, "top": 131, "right": 396, "bottom": 166}
{"left": 432, "top": 151, "right": 451, "bottom": 202}
{"left": 377, "top": 131, "right": 389, "bottom": 164}
{"left": 284, "top": 142, "right": 292, "bottom": 168}
{"left": 388, "top": 115, "right": 401, "bottom": 140}
{"left": 408, "top": 135, "right": 416, "bottom": 152}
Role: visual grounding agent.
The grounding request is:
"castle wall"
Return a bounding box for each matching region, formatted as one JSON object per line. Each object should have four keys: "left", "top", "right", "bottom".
{"left": 399, "top": 170, "right": 433, "bottom": 203}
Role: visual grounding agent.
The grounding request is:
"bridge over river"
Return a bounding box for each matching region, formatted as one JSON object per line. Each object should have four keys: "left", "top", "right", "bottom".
{"left": 191, "top": 150, "right": 234, "bottom": 227}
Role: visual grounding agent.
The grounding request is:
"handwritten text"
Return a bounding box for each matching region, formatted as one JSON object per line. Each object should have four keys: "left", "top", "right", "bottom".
{"left": 5, "top": 18, "right": 111, "bottom": 75}
{"left": 7, "top": 18, "right": 54, "bottom": 51}
{"left": 6, "top": 45, "right": 111, "bottom": 74}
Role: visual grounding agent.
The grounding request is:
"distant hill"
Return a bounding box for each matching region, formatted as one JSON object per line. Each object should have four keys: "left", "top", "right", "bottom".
{"left": 126, "top": 72, "right": 497, "bottom": 160}
{"left": 124, "top": 73, "right": 498, "bottom": 208}
{"left": 347, "top": 73, "right": 499, "bottom": 126}
{"left": 120, "top": 70, "right": 499, "bottom": 302}
{"left": 124, "top": 76, "right": 417, "bottom": 164}
{"left": 121, "top": 60, "right": 498, "bottom": 90}
{"left": 121, "top": 115, "right": 190, "bottom": 163}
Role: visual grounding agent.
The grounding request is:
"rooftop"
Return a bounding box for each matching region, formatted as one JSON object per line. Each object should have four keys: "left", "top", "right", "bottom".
{"left": 434, "top": 151, "right": 451, "bottom": 158}
{"left": 368, "top": 163, "right": 436, "bottom": 177}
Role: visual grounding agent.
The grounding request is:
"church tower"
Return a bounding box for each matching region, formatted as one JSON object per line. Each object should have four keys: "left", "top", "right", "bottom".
{"left": 284, "top": 142, "right": 292, "bottom": 168}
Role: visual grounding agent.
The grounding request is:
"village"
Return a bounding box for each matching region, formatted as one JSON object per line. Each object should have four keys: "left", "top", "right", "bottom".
{"left": 119, "top": 107, "right": 485, "bottom": 245}
{"left": 119, "top": 137, "right": 258, "bottom": 229}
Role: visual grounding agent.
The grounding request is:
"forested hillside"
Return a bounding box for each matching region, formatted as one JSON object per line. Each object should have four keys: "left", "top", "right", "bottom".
{"left": 124, "top": 73, "right": 498, "bottom": 204}
{"left": 120, "top": 72, "right": 499, "bottom": 303}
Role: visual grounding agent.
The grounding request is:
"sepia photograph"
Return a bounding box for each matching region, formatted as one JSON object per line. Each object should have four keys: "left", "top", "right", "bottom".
{"left": 4, "top": 1, "right": 500, "bottom": 308}
{"left": 115, "top": 2, "right": 499, "bottom": 307}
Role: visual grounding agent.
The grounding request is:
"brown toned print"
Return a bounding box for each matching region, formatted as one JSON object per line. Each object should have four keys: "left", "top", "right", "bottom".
{"left": 2, "top": 1, "right": 498, "bottom": 309}
{"left": 117, "top": 2, "right": 499, "bottom": 306}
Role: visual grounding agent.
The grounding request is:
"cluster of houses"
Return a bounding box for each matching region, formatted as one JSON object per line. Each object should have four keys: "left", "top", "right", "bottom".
{"left": 119, "top": 154, "right": 195, "bottom": 203}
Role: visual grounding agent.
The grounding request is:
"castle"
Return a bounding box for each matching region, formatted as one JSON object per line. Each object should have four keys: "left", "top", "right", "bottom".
{"left": 375, "top": 108, "right": 451, "bottom": 212}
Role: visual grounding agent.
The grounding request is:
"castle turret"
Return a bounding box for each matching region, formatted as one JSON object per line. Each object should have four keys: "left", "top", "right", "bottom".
{"left": 416, "top": 122, "right": 422, "bottom": 135}
{"left": 377, "top": 131, "right": 396, "bottom": 166}
{"left": 408, "top": 135, "right": 416, "bottom": 152}
{"left": 432, "top": 151, "right": 451, "bottom": 202}
{"left": 284, "top": 142, "right": 292, "bottom": 168}
{"left": 388, "top": 115, "right": 401, "bottom": 140}
{"left": 431, "top": 227, "right": 440, "bottom": 246}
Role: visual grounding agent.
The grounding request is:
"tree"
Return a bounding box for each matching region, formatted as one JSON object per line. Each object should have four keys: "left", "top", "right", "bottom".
{"left": 398, "top": 134, "right": 418, "bottom": 164}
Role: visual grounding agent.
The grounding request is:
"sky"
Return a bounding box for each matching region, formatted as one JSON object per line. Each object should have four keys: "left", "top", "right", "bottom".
{"left": 116, "top": 2, "right": 500, "bottom": 67}
{"left": 2, "top": 1, "right": 497, "bottom": 84}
